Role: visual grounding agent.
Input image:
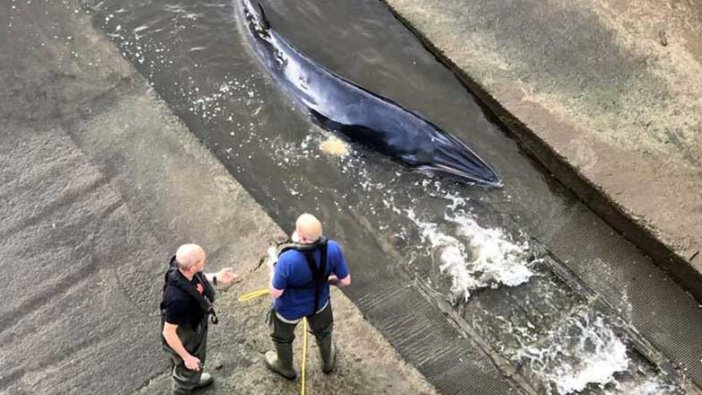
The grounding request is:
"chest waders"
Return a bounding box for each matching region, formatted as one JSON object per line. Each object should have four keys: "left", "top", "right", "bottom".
{"left": 159, "top": 257, "right": 219, "bottom": 393}
{"left": 266, "top": 237, "right": 333, "bottom": 380}
{"left": 160, "top": 257, "right": 218, "bottom": 352}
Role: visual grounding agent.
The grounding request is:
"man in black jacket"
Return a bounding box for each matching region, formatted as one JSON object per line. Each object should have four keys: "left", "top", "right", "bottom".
{"left": 161, "top": 244, "right": 239, "bottom": 394}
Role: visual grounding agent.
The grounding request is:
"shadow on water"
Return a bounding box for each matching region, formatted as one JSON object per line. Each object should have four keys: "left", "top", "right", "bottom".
{"left": 83, "top": 0, "right": 693, "bottom": 393}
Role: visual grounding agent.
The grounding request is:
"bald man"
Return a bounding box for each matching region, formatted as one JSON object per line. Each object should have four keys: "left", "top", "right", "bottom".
{"left": 265, "top": 214, "right": 351, "bottom": 379}
{"left": 160, "top": 244, "right": 239, "bottom": 394}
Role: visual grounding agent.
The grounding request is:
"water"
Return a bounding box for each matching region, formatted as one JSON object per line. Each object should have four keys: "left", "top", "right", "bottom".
{"left": 520, "top": 312, "right": 629, "bottom": 394}
{"left": 407, "top": 207, "right": 534, "bottom": 302}
{"left": 517, "top": 310, "right": 683, "bottom": 394}
{"left": 82, "top": 0, "right": 690, "bottom": 392}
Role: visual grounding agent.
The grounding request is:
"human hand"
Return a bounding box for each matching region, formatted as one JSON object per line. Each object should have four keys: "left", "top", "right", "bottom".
{"left": 327, "top": 274, "right": 339, "bottom": 286}
{"left": 184, "top": 355, "right": 202, "bottom": 371}
{"left": 217, "top": 268, "right": 240, "bottom": 286}
{"left": 266, "top": 245, "right": 278, "bottom": 270}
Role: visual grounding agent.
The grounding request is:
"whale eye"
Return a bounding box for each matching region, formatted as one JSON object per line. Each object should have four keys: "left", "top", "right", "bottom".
{"left": 274, "top": 50, "right": 286, "bottom": 66}
{"left": 298, "top": 75, "right": 309, "bottom": 87}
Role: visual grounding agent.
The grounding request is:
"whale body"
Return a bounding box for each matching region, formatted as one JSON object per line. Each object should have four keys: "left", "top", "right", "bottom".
{"left": 237, "top": 0, "right": 502, "bottom": 187}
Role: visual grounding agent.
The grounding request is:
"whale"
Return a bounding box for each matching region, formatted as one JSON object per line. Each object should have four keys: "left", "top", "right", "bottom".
{"left": 237, "top": 0, "right": 503, "bottom": 187}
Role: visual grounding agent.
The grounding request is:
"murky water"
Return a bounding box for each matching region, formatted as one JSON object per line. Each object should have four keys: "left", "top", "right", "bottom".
{"left": 82, "top": 0, "right": 688, "bottom": 392}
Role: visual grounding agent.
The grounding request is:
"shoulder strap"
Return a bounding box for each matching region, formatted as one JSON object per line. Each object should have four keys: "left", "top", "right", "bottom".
{"left": 302, "top": 242, "right": 328, "bottom": 313}
{"left": 161, "top": 257, "right": 218, "bottom": 325}
{"left": 170, "top": 272, "right": 219, "bottom": 325}
{"left": 277, "top": 236, "right": 328, "bottom": 256}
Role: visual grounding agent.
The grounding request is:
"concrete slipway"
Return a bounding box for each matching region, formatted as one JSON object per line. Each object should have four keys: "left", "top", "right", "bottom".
{"left": 2, "top": 0, "right": 702, "bottom": 394}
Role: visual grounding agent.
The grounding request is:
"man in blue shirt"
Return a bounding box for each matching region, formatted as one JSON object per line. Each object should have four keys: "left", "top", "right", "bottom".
{"left": 265, "top": 213, "right": 351, "bottom": 379}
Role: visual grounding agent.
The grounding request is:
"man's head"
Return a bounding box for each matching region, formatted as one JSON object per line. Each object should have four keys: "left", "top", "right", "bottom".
{"left": 295, "top": 213, "right": 323, "bottom": 244}
{"left": 175, "top": 244, "right": 206, "bottom": 275}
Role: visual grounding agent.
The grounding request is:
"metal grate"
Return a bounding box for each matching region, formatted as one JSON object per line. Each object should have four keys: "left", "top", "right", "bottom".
{"left": 356, "top": 286, "right": 520, "bottom": 394}
{"left": 544, "top": 205, "right": 702, "bottom": 388}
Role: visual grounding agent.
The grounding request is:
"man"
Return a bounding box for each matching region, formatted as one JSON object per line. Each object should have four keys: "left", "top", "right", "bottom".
{"left": 265, "top": 213, "right": 351, "bottom": 379}
{"left": 161, "top": 244, "right": 240, "bottom": 394}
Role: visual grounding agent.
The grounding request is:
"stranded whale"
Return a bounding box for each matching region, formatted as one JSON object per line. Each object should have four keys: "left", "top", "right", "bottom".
{"left": 237, "top": 0, "right": 502, "bottom": 187}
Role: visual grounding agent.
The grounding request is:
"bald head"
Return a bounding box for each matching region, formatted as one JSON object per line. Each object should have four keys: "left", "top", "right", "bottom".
{"left": 295, "top": 213, "right": 323, "bottom": 244}
{"left": 175, "top": 244, "right": 206, "bottom": 271}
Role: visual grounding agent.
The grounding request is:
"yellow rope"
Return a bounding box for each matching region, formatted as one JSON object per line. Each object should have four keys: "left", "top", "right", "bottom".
{"left": 237, "top": 288, "right": 270, "bottom": 302}
{"left": 301, "top": 317, "right": 308, "bottom": 395}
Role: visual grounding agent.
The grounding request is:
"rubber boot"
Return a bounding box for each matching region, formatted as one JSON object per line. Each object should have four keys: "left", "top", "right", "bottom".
{"left": 316, "top": 336, "right": 336, "bottom": 373}
{"left": 265, "top": 343, "right": 297, "bottom": 380}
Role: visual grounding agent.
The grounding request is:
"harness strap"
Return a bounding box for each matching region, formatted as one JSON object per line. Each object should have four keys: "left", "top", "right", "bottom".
{"left": 302, "top": 243, "right": 328, "bottom": 313}
{"left": 170, "top": 272, "right": 219, "bottom": 324}
{"left": 162, "top": 266, "right": 219, "bottom": 325}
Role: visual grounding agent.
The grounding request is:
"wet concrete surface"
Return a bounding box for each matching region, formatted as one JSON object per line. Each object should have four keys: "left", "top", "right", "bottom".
{"left": 77, "top": 0, "right": 702, "bottom": 393}
{"left": 3, "top": 0, "right": 702, "bottom": 393}
{"left": 0, "top": 1, "right": 437, "bottom": 394}
{"left": 382, "top": 0, "right": 702, "bottom": 298}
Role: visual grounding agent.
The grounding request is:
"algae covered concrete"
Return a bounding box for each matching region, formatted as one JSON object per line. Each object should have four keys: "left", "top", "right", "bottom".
{"left": 383, "top": 0, "right": 702, "bottom": 295}
{"left": 0, "top": 1, "right": 436, "bottom": 393}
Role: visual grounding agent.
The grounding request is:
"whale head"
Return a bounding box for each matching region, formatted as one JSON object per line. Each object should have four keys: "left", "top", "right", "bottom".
{"left": 417, "top": 133, "right": 503, "bottom": 187}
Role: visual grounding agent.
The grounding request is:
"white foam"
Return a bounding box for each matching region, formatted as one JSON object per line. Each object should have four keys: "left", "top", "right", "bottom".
{"left": 407, "top": 209, "right": 532, "bottom": 301}
{"left": 521, "top": 314, "right": 629, "bottom": 394}
{"left": 608, "top": 377, "right": 680, "bottom": 395}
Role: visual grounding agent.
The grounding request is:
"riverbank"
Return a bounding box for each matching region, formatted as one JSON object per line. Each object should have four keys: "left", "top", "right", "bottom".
{"left": 383, "top": 0, "right": 702, "bottom": 300}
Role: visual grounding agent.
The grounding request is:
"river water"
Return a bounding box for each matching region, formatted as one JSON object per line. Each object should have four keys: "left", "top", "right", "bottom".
{"left": 83, "top": 0, "right": 689, "bottom": 393}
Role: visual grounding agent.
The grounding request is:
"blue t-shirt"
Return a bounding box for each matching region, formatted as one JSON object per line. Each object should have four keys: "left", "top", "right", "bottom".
{"left": 272, "top": 240, "right": 349, "bottom": 320}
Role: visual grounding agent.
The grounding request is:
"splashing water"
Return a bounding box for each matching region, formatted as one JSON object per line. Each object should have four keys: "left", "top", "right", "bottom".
{"left": 608, "top": 376, "right": 683, "bottom": 395}
{"left": 407, "top": 209, "right": 533, "bottom": 301}
{"left": 519, "top": 313, "right": 629, "bottom": 394}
